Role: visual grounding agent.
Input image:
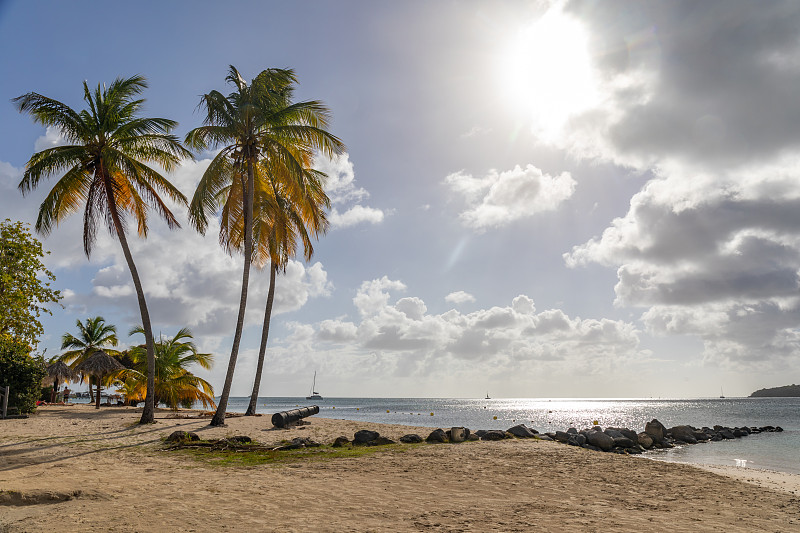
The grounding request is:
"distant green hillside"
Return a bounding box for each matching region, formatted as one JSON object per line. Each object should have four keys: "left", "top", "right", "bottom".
{"left": 750, "top": 384, "right": 800, "bottom": 397}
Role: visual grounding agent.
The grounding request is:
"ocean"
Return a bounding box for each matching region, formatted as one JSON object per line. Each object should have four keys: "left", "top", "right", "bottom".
{"left": 222, "top": 396, "right": 800, "bottom": 475}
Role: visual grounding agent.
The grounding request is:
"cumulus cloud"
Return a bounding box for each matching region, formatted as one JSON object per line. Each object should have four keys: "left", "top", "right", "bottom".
{"left": 445, "top": 164, "right": 576, "bottom": 230}
{"left": 445, "top": 291, "right": 475, "bottom": 304}
{"left": 314, "top": 153, "right": 384, "bottom": 229}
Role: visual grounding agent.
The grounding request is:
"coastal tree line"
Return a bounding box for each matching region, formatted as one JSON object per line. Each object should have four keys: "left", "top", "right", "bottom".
{"left": 6, "top": 67, "right": 344, "bottom": 424}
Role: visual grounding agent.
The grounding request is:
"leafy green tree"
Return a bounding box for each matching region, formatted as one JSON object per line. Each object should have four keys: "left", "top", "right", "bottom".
{"left": 0, "top": 334, "right": 47, "bottom": 414}
{"left": 186, "top": 66, "right": 343, "bottom": 426}
{"left": 14, "top": 75, "right": 192, "bottom": 424}
{"left": 123, "top": 326, "right": 215, "bottom": 410}
{"left": 0, "top": 219, "right": 62, "bottom": 347}
{"left": 60, "top": 316, "right": 119, "bottom": 402}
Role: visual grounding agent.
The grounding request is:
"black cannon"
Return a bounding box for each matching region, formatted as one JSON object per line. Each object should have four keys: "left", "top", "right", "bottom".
{"left": 271, "top": 405, "right": 320, "bottom": 428}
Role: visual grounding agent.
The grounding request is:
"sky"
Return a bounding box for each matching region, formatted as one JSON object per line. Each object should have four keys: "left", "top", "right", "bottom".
{"left": 2, "top": 0, "right": 800, "bottom": 399}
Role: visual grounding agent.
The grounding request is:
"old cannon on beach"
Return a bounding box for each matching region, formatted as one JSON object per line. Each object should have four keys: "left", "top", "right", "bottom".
{"left": 271, "top": 405, "right": 320, "bottom": 428}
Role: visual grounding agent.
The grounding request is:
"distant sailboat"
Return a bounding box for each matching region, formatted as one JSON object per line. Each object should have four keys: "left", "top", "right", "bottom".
{"left": 485, "top": 392, "right": 490, "bottom": 400}
{"left": 306, "top": 371, "right": 323, "bottom": 400}
{"left": 720, "top": 387, "right": 725, "bottom": 399}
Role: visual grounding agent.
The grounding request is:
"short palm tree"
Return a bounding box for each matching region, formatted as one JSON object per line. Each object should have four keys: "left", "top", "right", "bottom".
{"left": 123, "top": 326, "right": 215, "bottom": 410}
{"left": 14, "top": 76, "right": 192, "bottom": 423}
{"left": 59, "top": 316, "right": 119, "bottom": 402}
{"left": 243, "top": 161, "right": 330, "bottom": 416}
{"left": 186, "top": 66, "right": 343, "bottom": 426}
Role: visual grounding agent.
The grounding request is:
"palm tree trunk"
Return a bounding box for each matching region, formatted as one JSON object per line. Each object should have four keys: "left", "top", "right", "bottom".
{"left": 102, "top": 175, "right": 158, "bottom": 424}
{"left": 88, "top": 375, "right": 95, "bottom": 403}
{"left": 95, "top": 378, "right": 101, "bottom": 409}
{"left": 210, "top": 154, "right": 255, "bottom": 426}
{"left": 245, "top": 262, "right": 277, "bottom": 416}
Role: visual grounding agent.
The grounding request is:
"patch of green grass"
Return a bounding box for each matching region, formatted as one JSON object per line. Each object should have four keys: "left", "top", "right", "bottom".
{"left": 169, "top": 442, "right": 417, "bottom": 468}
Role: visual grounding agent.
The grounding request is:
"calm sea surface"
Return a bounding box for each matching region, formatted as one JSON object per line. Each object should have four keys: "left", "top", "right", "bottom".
{"left": 221, "top": 396, "right": 799, "bottom": 474}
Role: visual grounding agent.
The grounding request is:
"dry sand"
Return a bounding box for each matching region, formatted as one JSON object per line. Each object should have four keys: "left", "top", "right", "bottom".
{"left": 1, "top": 404, "right": 799, "bottom": 532}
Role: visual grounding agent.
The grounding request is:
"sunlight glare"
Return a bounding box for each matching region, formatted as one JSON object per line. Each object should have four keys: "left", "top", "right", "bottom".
{"left": 498, "top": 9, "right": 599, "bottom": 141}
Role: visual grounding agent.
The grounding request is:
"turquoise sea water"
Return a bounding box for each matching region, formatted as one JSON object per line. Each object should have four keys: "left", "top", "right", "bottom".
{"left": 221, "top": 396, "right": 799, "bottom": 474}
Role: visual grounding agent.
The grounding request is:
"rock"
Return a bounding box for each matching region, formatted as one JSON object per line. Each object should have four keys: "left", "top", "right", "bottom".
{"left": 507, "top": 424, "right": 538, "bottom": 438}
{"left": 332, "top": 436, "right": 350, "bottom": 447}
{"left": 645, "top": 419, "right": 667, "bottom": 443}
{"left": 566, "top": 428, "right": 578, "bottom": 434}
{"left": 637, "top": 432, "right": 654, "bottom": 449}
{"left": 604, "top": 429, "right": 625, "bottom": 439}
{"left": 586, "top": 430, "right": 614, "bottom": 451}
{"left": 480, "top": 430, "right": 507, "bottom": 441}
{"left": 467, "top": 433, "right": 480, "bottom": 441}
{"left": 449, "top": 427, "right": 467, "bottom": 443}
{"left": 474, "top": 430, "right": 488, "bottom": 438}
{"left": 613, "top": 437, "right": 636, "bottom": 449}
{"left": 225, "top": 435, "right": 252, "bottom": 444}
{"left": 554, "top": 431, "right": 570, "bottom": 443}
{"left": 625, "top": 447, "right": 643, "bottom": 455}
{"left": 669, "top": 425, "right": 698, "bottom": 444}
{"left": 368, "top": 436, "right": 395, "bottom": 446}
{"left": 354, "top": 430, "right": 380, "bottom": 444}
{"left": 719, "top": 429, "right": 736, "bottom": 439}
{"left": 537, "top": 434, "right": 554, "bottom": 441}
{"left": 273, "top": 437, "right": 320, "bottom": 450}
{"left": 166, "top": 431, "right": 200, "bottom": 443}
{"left": 399, "top": 434, "right": 423, "bottom": 444}
{"left": 426, "top": 429, "right": 449, "bottom": 443}
{"left": 582, "top": 443, "right": 602, "bottom": 452}
{"left": 733, "top": 429, "right": 746, "bottom": 437}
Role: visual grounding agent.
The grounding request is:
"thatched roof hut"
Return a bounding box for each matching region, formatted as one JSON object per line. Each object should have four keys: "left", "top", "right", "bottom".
{"left": 44, "top": 360, "right": 78, "bottom": 402}
{"left": 74, "top": 351, "right": 125, "bottom": 409}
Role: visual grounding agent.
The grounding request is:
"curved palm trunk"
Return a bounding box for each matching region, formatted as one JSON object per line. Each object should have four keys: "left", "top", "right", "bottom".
{"left": 103, "top": 176, "right": 158, "bottom": 424}
{"left": 245, "top": 262, "right": 278, "bottom": 416}
{"left": 210, "top": 155, "right": 255, "bottom": 426}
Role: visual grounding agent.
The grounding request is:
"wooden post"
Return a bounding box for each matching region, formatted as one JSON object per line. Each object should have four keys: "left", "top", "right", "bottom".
{"left": 1, "top": 385, "right": 9, "bottom": 419}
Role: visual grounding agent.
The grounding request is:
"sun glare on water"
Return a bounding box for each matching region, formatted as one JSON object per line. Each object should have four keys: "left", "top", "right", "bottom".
{"left": 498, "top": 8, "right": 599, "bottom": 141}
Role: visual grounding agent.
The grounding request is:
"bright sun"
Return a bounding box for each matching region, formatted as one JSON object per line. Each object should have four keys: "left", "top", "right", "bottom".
{"left": 498, "top": 8, "right": 598, "bottom": 140}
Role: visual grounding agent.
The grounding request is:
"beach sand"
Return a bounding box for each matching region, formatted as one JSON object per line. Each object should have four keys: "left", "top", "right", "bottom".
{"left": 1, "top": 404, "right": 799, "bottom": 532}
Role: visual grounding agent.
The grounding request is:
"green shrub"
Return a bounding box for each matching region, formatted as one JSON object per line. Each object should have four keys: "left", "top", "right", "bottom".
{"left": 0, "top": 334, "right": 46, "bottom": 414}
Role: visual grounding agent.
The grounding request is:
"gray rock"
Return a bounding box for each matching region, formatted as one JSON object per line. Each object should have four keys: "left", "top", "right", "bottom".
{"left": 586, "top": 430, "right": 614, "bottom": 451}
{"left": 719, "top": 429, "right": 736, "bottom": 439}
{"left": 480, "top": 430, "right": 507, "bottom": 441}
{"left": 554, "top": 431, "right": 570, "bottom": 443}
{"left": 354, "top": 430, "right": 381, "bottom": 444}
{"left": 645, "top": 419, "right": 667, "bottom": 443}
{"left": 637, "top": 432, "right": 653, "bottom": 449}
{"left": 613, "top": 437, "right": 636, "bottom": 449}
{"left": 567, "top": 428, "right": 578, "bottom": 434}
{"left": 367, "top": 436, "right": 395, "bottom": 446}
{"left": 604, "top": 429, "right": 625, "bottom": 439}
{"left": 507, "top": 424, "right": 538, "bottom": 438}
{"left": 450, "top": 427, "right": 467, "bottom": 443}
{"left": 426, "top": 429, "right": 449, "bottom": 443}
{"left": 332, "top": 436, "right": 350, "bottom": 447}
{"left": 617, "top": 428, "right": 639, "bottom": 441}
{"left": 399, "top": 434, "right": 423, "bottom": 444}
{"left": 537, "top": 434, "right": 554, "bottom": 441}
{"left": 467, "top": 433, "right": 480, "bottom": 441}
{"left": 669, "top": 425, "right": 698, "bottom": 444}
{"left": 166, "top": 431, "right": 200, "bottom": 443}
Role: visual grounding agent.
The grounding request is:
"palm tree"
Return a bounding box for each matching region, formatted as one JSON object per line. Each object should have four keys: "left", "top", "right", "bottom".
{"left": 124, "top": 326, "right": 215, "bottom": 410}
{"left": 59, "top": 316, "right": 119, "bottom": 402}
{"left": 186, "top": 66, "right": 344, "bottom": 426}
{"left": 244, "top": 162, "right": 330, "bottom": 416}
{"left": 14, "top": 76, "right": 192, "bottom": 423}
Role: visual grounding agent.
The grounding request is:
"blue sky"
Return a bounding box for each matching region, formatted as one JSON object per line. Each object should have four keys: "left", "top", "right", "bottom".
{"left": 2, "top": 0, "right": 799, "bottom": 398}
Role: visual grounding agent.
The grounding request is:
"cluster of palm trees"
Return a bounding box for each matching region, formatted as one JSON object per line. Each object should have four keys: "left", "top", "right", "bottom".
{"left": 14, "top": 66, "right": 344, "bottom": 424}
{"left": 55, "top": 316, "right": 214, "bottom": 410}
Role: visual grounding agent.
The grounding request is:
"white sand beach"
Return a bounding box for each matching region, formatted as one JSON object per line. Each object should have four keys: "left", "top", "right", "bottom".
{"left": 1, "top": 404, "right": 799, "bottom": 532}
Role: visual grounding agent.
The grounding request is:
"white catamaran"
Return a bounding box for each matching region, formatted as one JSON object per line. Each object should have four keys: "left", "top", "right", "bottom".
{"left": 306, "top": 371, "right": 322, "bottom": 400}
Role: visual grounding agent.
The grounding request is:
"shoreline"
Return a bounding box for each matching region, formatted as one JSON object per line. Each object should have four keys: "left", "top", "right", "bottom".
{"left": 1, "top": 404, "right": 799, "bottom": 531}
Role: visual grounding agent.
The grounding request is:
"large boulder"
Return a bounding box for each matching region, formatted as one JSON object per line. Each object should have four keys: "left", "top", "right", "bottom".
{"left": 399, "top": 434, "right": 423, "bottom": 444}
{"left": 332, "top": 436, "right": 350, "bottom": 447}
{"left": 554, "top": 431, "right": 570, "bottom": 443}
{"left": 603, "top": 429, "right": 625, "bottom": 439}
{"left": 426, "top": 429, "right": 449, "bottom": 443}
{"left": 586, "top": 430, "right": 614, "bottom": 451}
{"left": 507, "top": 424, "right": 538, "bottom": 438}
{"left": 637, "top": 432, "right": 654, "bottom": 449}
{"left": 612, "top": 437, "right": 636, "bottom": 449}
{"left": 354, "top": 430, "right": 380, "bottom": 444}
{"left": 669, "top": 425, "right": 698, "bottom": 444}
{"left": 480, "top": 430, "right": 507, "bottom": 441}
{"left": 645, "top": 419, "right": 667, "bottom": 443}
{"left": 567, "top": 434, "right": 587, "bottom": 447}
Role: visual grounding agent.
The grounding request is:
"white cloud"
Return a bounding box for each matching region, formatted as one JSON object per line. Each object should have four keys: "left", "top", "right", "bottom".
{"left": 445, "top": 291, "right": 475, "bottom": 304}
{"left": 314, "top": 153, "right": 384, "bottom": 229}
{"left": 33, "top": 126, "right": 66, "bottom": 152}
{"left": 329, "top": 205, "right": 385, "bottom": 228}
{"left": 445, "top": 164, "right": 576, "bottom": 230}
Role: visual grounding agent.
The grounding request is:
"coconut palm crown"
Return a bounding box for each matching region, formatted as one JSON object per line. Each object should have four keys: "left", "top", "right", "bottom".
{"left": 14, "top": 75, "right": 192, "bottom": 423}
{"left": 185, "top": 66, "right": 344, "bottom": 426}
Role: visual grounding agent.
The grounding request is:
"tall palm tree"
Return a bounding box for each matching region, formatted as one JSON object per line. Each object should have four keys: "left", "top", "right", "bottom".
{"left": 186, "top": 66, "right": 344, "bottom": 426}
{"left": 14, "top": 75, "right": 192, "bottom": 423}
{"left": 59, "top": 316, "right": 119, "bottom": 402}
{"left": 123, "top": 326, "right": 215, "bottom": 410}
{"left": 243, "top": 162, "right": 330, "bottom": 416}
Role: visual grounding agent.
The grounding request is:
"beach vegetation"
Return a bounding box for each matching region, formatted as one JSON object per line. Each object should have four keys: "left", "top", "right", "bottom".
{"left": 59, "top": 316, "right": 120, "bottom": 403}
{"left": 0, "top": 219, "right": 62, "bottom": 348}
{"left": 0, "top": 334, "right": 47, "bottom": 414}
{"left": 120, "top": 326, "right": 215, "bottom": 410}
{"left": 14, "top": 76, "right": 192, "bottom": 424}
{"left": 185, "top": 66, "right": 344, "bottom": 426}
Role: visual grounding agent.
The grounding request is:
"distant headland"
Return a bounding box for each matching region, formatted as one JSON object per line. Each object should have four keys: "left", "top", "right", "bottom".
{"left": 750, "top": 384, "right": 800, "bottom": 397}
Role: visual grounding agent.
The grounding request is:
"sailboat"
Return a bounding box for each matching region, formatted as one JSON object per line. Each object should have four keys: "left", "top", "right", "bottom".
{"left": 719, "top": 387, "right": 725, "bottom": 399}
{"left": 306, "top": 371, "right": 323, "bottom": 400}
{"left": 485, "top": 392, "right": 490, "bottom": 400}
